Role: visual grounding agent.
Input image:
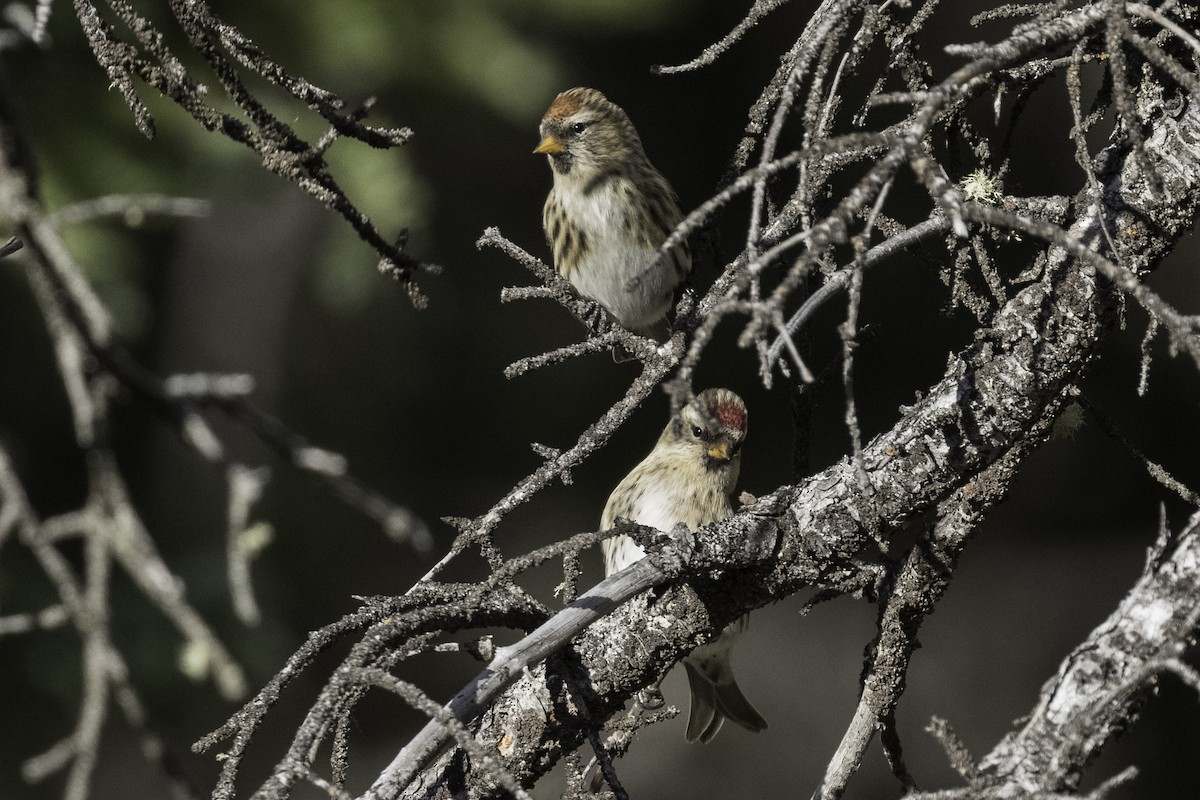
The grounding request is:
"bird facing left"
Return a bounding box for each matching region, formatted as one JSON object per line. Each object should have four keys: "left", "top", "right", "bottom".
{"left": 535, "top": 87, "right": 690, "bottom": 344}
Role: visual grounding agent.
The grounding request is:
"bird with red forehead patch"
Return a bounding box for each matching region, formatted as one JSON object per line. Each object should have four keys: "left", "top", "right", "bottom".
{"left": 600, "top": 388, "right": 766, "bottom": 744}
{"left": 534, "top": 87, "right": 690, "bottom": 358}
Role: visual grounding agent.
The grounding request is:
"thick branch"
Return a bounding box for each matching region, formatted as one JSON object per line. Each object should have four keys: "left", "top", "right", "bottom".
{"left": 811, "top": 407, "right": 1066, "bottom": 800}
{"left": 903, "top": 509, "right": 1200, "bottom": 799}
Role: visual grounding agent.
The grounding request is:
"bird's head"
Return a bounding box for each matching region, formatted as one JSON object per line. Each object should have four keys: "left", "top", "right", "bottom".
{"left": 534, "top": 87, "right": 645, "bottom": 179}
{"left": 666, "top": 388, "right": 748, "bottom": 475}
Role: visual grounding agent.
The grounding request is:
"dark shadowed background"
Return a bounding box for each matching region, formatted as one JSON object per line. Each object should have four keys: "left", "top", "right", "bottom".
{"left": 1, "top": 2, "right": 1198, "bottom": 798}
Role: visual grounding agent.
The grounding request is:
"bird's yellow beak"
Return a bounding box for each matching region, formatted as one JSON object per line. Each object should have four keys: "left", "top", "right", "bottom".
{"left": 707, "top": 443, "right": 729, "bottom": 462}
{"left": 534, "top": 135, "right": 565, "bottom": 155}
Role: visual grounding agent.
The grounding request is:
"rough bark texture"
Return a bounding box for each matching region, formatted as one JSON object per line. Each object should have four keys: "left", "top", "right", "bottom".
{"left": 973, "top": 512, "right": 1200, "bottom": 797}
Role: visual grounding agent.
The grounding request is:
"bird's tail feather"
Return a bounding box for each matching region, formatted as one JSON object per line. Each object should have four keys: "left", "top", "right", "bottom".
{"left": 683, "top": 661, "right": 721, "bottom": 743}
{"left": 683, "top": 660, "right": 768, "bottom": 743}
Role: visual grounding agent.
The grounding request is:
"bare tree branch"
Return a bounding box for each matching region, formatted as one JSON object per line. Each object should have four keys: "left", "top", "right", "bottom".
{"left": 905, "top": 508, "right": 1200, "bottom": 799}
{"left": 71, "top": 0, "right": 435, "bottom": 302}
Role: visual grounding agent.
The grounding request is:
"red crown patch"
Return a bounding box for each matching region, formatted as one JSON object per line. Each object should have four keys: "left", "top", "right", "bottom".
{"left": 710, "top": 400, "right": 747, "bottom": 432}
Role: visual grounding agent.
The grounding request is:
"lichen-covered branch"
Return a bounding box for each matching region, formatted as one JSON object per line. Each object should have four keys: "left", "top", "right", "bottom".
{"left": 902, "top": 508, "right": 1200, "bottom": 800}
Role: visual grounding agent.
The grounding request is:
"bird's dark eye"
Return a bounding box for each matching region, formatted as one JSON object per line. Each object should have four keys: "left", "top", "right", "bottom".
{"left": 570, "top": 122, "right": 588, "bottom": 135}
{"left": 691, "top": 425, "right": 703, "bottom": 439}
{"left": 731, "top": 441, "right": 743, "bottom": 455}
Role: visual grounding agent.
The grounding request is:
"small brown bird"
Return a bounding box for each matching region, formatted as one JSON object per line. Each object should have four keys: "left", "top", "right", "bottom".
{"left": 535, "top": 87, "right": 690, "bottom": 344}
{"left": 600, "top": 388, "right": 767, "bottom": 743}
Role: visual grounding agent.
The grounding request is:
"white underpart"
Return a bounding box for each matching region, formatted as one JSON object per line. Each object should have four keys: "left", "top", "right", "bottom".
{"left": 617, "top": 483, "right": 681, "bottom": 563}
{"left": 633, "top": 482, "right": 682, "bottom": 534}
{"left": 607, "top": 473, "right": 728, "bottom": 573}
{"left": 554, "top": 180, "right": 676, "bottom": 331}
